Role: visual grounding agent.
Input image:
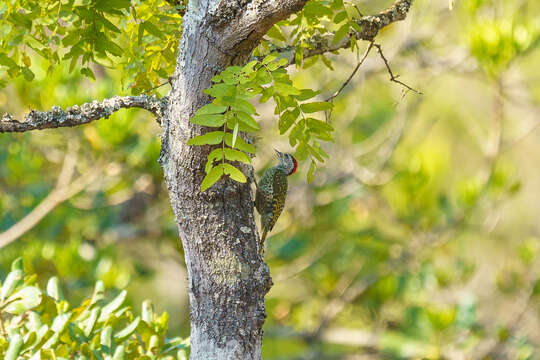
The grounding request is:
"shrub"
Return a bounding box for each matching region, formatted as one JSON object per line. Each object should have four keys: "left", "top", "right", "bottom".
{"left": 0, "top": 258, "right": 188, "bottom": 360}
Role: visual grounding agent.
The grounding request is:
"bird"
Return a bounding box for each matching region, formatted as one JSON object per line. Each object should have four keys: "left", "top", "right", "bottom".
{"left": 255, "top": 149, "right": 297, "bottom": 255}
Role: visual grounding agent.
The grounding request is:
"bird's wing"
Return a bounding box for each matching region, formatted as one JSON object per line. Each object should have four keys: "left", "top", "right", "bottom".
{"left": 269, "top": 172, "right": 288, "bottom": 231}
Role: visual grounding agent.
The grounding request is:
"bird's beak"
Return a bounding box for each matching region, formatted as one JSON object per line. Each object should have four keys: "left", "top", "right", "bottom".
{"left": 274, "top": 149, "right": 283, "bottom": 158}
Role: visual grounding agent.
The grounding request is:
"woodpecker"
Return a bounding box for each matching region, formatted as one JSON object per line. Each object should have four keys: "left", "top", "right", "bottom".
{"left": 255, "top": 150, "right": 297, "bottom": 254}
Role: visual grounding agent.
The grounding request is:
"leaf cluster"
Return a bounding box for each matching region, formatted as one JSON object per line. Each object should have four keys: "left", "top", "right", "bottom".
{"left": 0, "top": 0, "right": 183, "bottom": 93}
{"left": 188, "top": 53, "right": 334, "bottom": 191}
{"left": 464, "top": 0, "right": 540, "bottom": 77}
{"left": 258, "top": 0, "right": 363, "bottom": 69}
{"left": 0, "top": 258, "right": 188, "bottom": 360}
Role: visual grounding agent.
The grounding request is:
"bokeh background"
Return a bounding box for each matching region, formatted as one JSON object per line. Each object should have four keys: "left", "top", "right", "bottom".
{"left": 2, "top": 0, "right": 540, "bottom": 358}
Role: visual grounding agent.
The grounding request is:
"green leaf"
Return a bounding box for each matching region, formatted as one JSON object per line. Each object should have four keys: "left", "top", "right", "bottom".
{"left": 279, "top": 108, "right": 300, "bottom": 134}
{"left": 51, "top": 312, "right": 72, "bottom": 333}
{"left": 304, "top": 1, "right": 333, "bottom": 17}
{"left": 5, "top": 333, "right": 23, "bottom": 360}
{"left": 295, "top": 142, "right": 309, "bottom": 161}
{"left": 46, "top": 276, "right": 64, "bottom": 301}
{"left": 112, "top": 345, "right": 126, "bottom": 360}
{"left": 224, "top": 133, "right": 256, "bottom": 153}
{"left": 296, "top": 89, "right": 320, "bottom": 101}
{"left": 242, "top": 60, "right": 258, "bottom": 73}
{"left": 223, "top": 163, "right": 247, "bottom": 183}
{"left": 115, "top": 316, "right": 141, "bottom": 341}
{"left": 22, "top": 67, "right": 35, "bottom": 81}
{"left": 91, "top": 281, "right": 105, "bottom": 304}
{"left": 187, "top": 131, "right": 225, "bottom": 146}
{"left": 98, "top": 290, "right": 127, "bottom": 321}
{"left": 301, "top": 101, "right": 333, "bottom": 113}
{"left": 191, "top": 114, "right": 226, "bottom": 127}
{"left": 11, "top": 293, "right": 39, "bottom": 319}
{"left": 236, "top": 111, "right": 260, "bottom": 131}
{"left": 223, "top": 148, "right": 251, "bottom": 164}
{"left": 81, "top": 67, "right": 95, "bottom": 80}
{"left": 11, "top": 257, "right": 23, "bottom": 271}
{"left": 276, "top": 58, "right": 289, "bottom": 67}
{"left": 307, "top": 161, "right": 316, "bottom": 183}
{"left": 99, "top": 16, "right": 121, "bottom": 33}
{"left": 307, "top": 118, "right": 334, "bottom": 132}
{"left": 142, "top": 300, "right": 154, "bottom": 324}
{"left": 232, "top": 122, "right": 239, "bottom": 148}
{"left": 138, "top": 23, "right": 145, "bottom": 45}
{"left": 206, "top": 149, "right": 224, "bottom": 173}
{"left": 274, "top": 81, "right": 301, "bottom": 96}
{"left": 195, "top": 103, "right": 228, "bottom": 116}
{"left": 334, "top": 23, "right": 350, "bottom": 44}
{"left": 260, "top": 86, "right": 274, "bottom": 103}
{"left": 201, "top": 165, "right": 224, "bottom": 191}
{"left": 232, "top": 99, "right": 257, "bottom": 115}
{"left": 1, "top": 269, "right": 24, "bottom": 302}
{"left": 205, "top": 83, "right": 236, "bottom": 97}
{"left": 0, "top": 54, "right": 18, "bottom": 69}
{"left": 320, "top": 55, "right": 334, "bottom": 70}
{"left": 84, "top": 308, "right": 100, "bottom": 337}
{"left": 262, "top": 53, "right": 279, "bottom": 64}
{"left": 100, "top": 325, "right": 113, "bottom": 353}
{"left": 266, "top": 24, "right": 286, "bottom": 42}
{"left": 334, "top": 11, "right": 348, "bottom": 23}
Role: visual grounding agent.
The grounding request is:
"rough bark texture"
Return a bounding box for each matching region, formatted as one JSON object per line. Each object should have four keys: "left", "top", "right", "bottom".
{"left": 0, "top": 95, "right": 166, "bottom": 132}
{"left": 158, "top": 1, "right": 307, "bottom": 359}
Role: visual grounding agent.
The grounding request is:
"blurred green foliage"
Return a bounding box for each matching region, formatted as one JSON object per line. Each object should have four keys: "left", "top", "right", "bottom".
{"left": 1, "top": 0, "right": 540, "bottom": 359}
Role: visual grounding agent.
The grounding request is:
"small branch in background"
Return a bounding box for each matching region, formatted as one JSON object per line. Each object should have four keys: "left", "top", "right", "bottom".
{"left": 0, "top": 148, "right": 104, "bottom": 249}
{"left": 325, "top": 42, "right": 374, "bottom": 102}
{"left": 374, "top": 43, "right": 422, "bottom": 95}
{"left": 0, "top": 95, "right": 167, "bottom": 133}
{"left": 56, "top": 140, "right": 79, "bottom": 189}
{"left": 268, "top": 0, "right": 414, "bottom": 66}
{"left": 142, "top": 77, "right": 173, "bottom": 95}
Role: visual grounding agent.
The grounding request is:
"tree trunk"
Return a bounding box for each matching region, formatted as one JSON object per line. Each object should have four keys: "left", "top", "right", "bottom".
{"left": 158, "top": 1, "right": 306, "bottom": 358}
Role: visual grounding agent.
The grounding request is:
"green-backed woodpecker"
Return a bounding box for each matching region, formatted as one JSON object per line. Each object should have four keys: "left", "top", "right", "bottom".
{"left": 255, "top": 150, "right": 297, "bottom": 254}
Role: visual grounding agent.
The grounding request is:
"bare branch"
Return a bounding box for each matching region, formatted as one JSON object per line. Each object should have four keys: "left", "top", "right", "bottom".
{"left": 208, "top": 0, "right": 309, "bottom": 55}
{"left": 325, "top": 42, "right": 375, "bottom": 102}
{"left": 0, "top": 151, "right": 104, "bottom": 249}
{"left": 374, "top": 43, "right": 421, "bottom": 94}
{"left": 270, "top": 0, "right": 414, "bottom": 65}
{"left": 0, "top": 95, "right": 168, "bottom": 133}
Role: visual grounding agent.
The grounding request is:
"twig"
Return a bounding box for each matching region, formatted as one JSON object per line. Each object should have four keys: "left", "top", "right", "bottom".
{"left": 0, "top": 153, "right": 104, "bottom": 249}
{"left": 142, "top": 77, "right": 173, "bottom": 95}
{"left": 263, "top": 0, "right": 414, "bottom": 66}
{"left": 374, "top": 43, "right": 422, "bottom": 95}
{"left": 273, "top": 239, "right": 335, "bottom": 282}
{"left": 325, "top": 42, "right": 374, "bottom": 102}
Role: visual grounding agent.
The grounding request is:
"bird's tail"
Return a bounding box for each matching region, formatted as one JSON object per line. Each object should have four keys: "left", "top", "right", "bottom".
{"left": 259, "top": 229, "right": 268, "bottom": 255}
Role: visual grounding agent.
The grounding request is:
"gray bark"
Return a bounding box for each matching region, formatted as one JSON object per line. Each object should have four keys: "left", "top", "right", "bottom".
{"left": 0, "top": 95, "right": 166, "bottom": 132}
{"left": 159, "top": 1, "right": 307, "bottom": 359}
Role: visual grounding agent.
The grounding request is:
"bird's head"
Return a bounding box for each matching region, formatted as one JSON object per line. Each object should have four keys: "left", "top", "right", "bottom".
{"left": 275, "top": 149, "right": 297, "bottom": 176}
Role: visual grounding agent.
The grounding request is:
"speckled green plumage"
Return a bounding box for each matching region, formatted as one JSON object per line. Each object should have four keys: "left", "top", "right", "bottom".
{"left": 255, "top": 166, "right": 289, "bottom": 254}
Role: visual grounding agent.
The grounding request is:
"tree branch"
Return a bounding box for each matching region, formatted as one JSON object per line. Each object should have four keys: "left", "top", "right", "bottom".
{"left": 0, "top": 95, "right": 168, "bottom": 133}
{"left": 271, "top": 0, "right": 414, "bottom": 65}
{"left": 0, "top": 154, "right": 104, "bottom": 249}
{"left": 208, "top": 0, "right": 310, "bottom": 55}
